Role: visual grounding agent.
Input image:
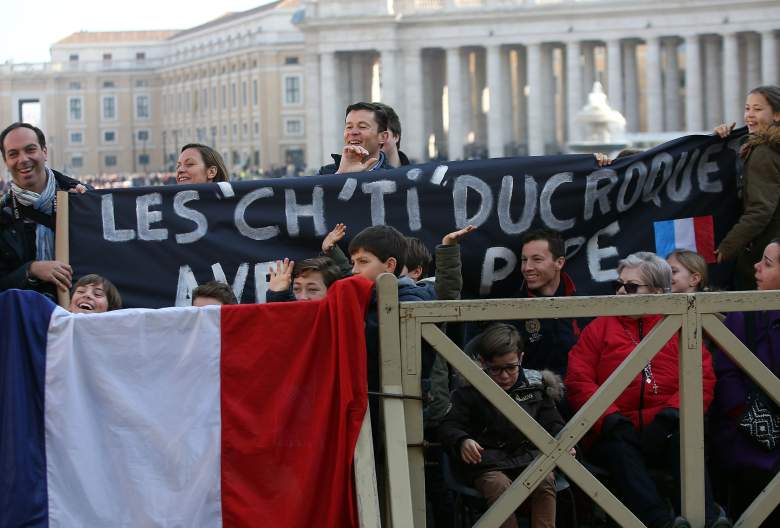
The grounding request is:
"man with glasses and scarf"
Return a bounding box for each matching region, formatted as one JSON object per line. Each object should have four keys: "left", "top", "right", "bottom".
{"left": 1, "top": 123, "right": 88, "bottom": 300}
{"left": 440, "top": 323, "right": 568, "bottom": 528}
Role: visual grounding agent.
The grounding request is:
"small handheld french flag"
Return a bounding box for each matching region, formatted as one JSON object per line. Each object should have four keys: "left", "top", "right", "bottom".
{"left": 653, "top": 215, "right": 716, "bottom": 263}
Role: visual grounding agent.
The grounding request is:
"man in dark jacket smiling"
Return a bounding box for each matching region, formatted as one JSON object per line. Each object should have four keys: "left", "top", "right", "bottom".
{"left": 317, "top": 102, "right": 394, "bottom": 175}
{"left": 0, "top": 123, "right": 88, "bottom": 300}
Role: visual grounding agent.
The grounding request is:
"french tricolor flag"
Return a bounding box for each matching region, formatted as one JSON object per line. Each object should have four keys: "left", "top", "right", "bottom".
{"left": 0, "top": 277, "right": 374, "bottom": 527}
{"left": 653, "top": 215, "right": 716, "bottom": 263}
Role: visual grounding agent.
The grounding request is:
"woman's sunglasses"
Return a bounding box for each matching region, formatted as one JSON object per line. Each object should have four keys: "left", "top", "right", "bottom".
{"left": 613, "top": 280, "right": 647, "bottom": 294}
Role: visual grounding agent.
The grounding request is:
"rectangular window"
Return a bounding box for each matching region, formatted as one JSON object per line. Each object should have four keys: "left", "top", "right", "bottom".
{"left": 103, "top": 81, "right": 115, "bottom": 88}
{"left": 242, "top": 123, "right": 248, "bottom": 137}
{"left": 137, "top": 130, "right": 150, "bottom": 142}
{"left": 104, "top": 130, "right": 116, "bottom": 143}
{"left": 102, "top": 96, "right": 116, "bottom": 120}
{"left": 69, "top": 54, "right": 79, "bottom": 62}
{"left": 201, "top": 88, "right": 208, "bottom": 114}
{"left": 221, "top": 85, "right": 226, "bottom": 110}
{"left": 69, "top": 132, "right": 83, "bottom": 144}
{"left": 254, "top": 122, "right": 259, "bottom": 134}
{"left": 105, "top": 155, "right": 117, "bottom": 167}
{"left": 284, "top": 57, "right": 299, "bottom": 65}
{"left": 232, "top": 123, "right": 238, "bottom": 136}
{"left": 68, "top": 82, "right": 81, "bottom": 90}
{"left": 135, "top": 79, "right": 149, "bottom": 88}
{"left": 211, "top": 86, "right": 216, "bottom": 110}
{"left": 103, "top": 53, "right": 112, "bottom": 62}
{"left": 284, "top": 75, "right": 301, "bottom": 105}
{"left": 136, "top": 52, "right": 146, "bottom": 61}
{"left": 285, "top": 118, "right": 303, "bottom": 136}
{"left": 135, "top": 95, "right": 150, "bottom": 119}
{"left": 231, "top": 83, "right": 237, "bottom": 109}
{"left": 252, "top": 80, "right": 258, "bottom": 105}
{"left": 68, "top": 97, "right": 83, "bottom": 121}
{"left": 210, "top": 126, "right": 217, "bottom": 140}
{"left": 138, "top": 154, "right": 150, "bottom": 166}
{"left": 242, "top": 81, "right": 247, "bottom": 107}
{"left": 222, "top": 125, "right": 227, "bottom": 138}
{"left": 71, "top": 155, "right": 83, "bottom": 168}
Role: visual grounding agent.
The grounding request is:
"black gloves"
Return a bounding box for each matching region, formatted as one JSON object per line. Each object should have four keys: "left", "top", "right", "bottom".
{"left": 641, "top": 408, "right": 679, "bottom": 459}
{"left": 601, "top": 412, "right": 640, "bottom": 447}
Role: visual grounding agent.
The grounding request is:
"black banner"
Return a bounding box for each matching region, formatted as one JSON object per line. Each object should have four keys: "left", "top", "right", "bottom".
{"left": 68, "top": 132, "right": 745, "bottom": 308}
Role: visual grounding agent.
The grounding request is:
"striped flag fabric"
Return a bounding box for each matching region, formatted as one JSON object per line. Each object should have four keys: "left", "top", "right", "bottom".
{"left": 0, "top": 276, "right": 374, "bottom": 527}
{"left": 653, "top": 215, "right": 716, "bottom": 263}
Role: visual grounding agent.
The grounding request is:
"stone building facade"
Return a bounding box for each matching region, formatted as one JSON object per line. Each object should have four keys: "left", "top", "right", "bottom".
{"left": 1, "top": 0, "right": 778, "bottom": 176}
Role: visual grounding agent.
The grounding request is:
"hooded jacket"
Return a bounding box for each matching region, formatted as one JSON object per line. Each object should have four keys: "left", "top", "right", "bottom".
{"left": 439, "top": 368, "right": 565, "bottom": 481}
{"left": 718, "top": 123, "right": 780, "bottom": 288}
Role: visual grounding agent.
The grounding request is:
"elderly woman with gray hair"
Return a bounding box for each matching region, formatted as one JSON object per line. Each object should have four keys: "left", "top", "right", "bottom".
{"left": 565, "top": 252, "right": 727, "bottom": 528}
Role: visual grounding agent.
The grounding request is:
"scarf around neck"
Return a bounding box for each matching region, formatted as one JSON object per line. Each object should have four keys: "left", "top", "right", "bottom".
{"left": 10, "top": 166, "right": 57, "bottom": 261}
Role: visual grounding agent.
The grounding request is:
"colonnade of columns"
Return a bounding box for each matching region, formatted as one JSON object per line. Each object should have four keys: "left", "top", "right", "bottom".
{"left": 306, "top": 29, "right": 779, "bottom": 169}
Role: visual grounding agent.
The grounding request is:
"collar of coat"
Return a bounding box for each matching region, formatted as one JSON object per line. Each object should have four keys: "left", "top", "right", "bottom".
{"left": 741, "top": 122, "right": 780, "bottom": 158}
{"left": 517, "top": 271, "right": 577, "bottom": 299}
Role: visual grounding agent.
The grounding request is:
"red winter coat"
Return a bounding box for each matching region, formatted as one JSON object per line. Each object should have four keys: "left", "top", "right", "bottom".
{"left": 565, "top": 314, "right": 716, "bottom": 435}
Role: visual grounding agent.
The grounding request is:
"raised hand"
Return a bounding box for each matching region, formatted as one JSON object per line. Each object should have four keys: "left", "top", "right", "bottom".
{"left": 336, "top": 145, "right": 378, "bottom": 174}
{"left": 442, "top": 225, "right": 477, "bottom": 246}
{"left": 714, "top": 122, "right": 736, "bottom": 139}
{"left": 268, "top": 258, "right": 294, "bottom": 292}
{"left": 322, "top": 223, "right": 347, "bottom": 252}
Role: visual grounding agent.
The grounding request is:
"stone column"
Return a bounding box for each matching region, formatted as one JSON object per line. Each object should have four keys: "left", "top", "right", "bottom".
{"left": 607, "top": 39, "right": 623, "bottom": 113}
{"left": 320, "top": 51, "right": 340, "bottom": 161}
{"left": 645, "top": 36, "right": 663, "bottom": 132}
{"left": 541, "top": 45, "right": 556, "bottom": 148}
{"left": 514, "top": 47, "right": 528, "bottom": 148}
{"left": 685, "top": 34, "right": 703, "bottom": 131}
{"left": 305, "top": 52, "right": 323, "bottom": 170}
{"left": 762, "top": 30, "right": 778, "bottom": 85}
{"left": 746, "top": 33, "right": 762, "bottom": 91}
{"left": 527, "top": 42, "right": 544, "bottom": 156}
{"left": 663, "top": 38, "right": 681, "bottom": 131}
{"left": 566, "top": 40, "right": 582, "bottom": 143}
{"left": 380, "top": 49, "right": 399, "bottom": 109}
{"left": 446, "top": 46, "right": 465, "bottom": 160}
{"left": 487, "top": 44, "right": 507, "bottom": 158}
{"left": 624, "top": 41, "right": 640, "bottom": 132}
{"left": 582, "top": 43, "right": 595, "bottom": 100}
{"left": 722, "top": 32, "right": 741, "bottom": 125}
{"left": 704, "top": 36, "right": 723, "bottom": 126}
{"left": 403, "top": 47, "right": 425, "bottom": 163}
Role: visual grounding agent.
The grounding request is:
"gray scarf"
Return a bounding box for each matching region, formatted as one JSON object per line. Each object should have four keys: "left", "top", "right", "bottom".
{"left": 10, "top": 167, "right": 56, "bottom": 261}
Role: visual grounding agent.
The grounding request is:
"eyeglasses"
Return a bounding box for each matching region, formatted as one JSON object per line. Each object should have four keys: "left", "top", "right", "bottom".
{"left": 613, "top": 280, "right": 648, "bottom": 294}
{"left": 483, "top": 363, "right": 521, "bottom": 376}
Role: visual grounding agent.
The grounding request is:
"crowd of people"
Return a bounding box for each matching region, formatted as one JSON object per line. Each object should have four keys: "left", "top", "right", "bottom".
{"left": 1, "top": 83, "right": 779, "bottom": 528}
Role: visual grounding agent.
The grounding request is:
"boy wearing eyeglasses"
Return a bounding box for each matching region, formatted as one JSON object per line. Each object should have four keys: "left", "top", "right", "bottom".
{"left": 439, "top": 323, "right": 568, "bottom": 528}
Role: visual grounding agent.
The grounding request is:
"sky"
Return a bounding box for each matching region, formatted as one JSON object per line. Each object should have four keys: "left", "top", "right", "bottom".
{"left": 0, "top": 0, "right": 276, "bottom": 64}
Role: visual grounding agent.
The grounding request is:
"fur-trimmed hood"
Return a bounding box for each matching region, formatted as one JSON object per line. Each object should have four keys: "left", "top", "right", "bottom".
{"left": 524, "top": 368, "right": 565, "bottom": 402}
{"left": 741, "top": 122, "right": 780, "bottom": 158}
